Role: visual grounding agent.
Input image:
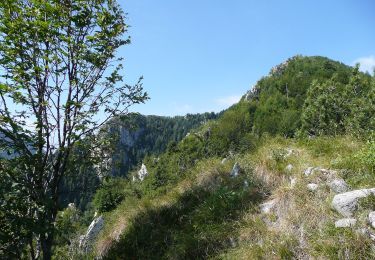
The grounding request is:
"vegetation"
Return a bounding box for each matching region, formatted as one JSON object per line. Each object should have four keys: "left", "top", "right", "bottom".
{"left": 0, "top": 1, "right": 373, "bottom": 260}
{"left": 109, "top": 112, "right": 218, "bottom": 176}
{"left": 84, "top": 56, "right": 374, "bottom": 259}
{"left": 0, "top": 0, "right": 147, "bottom": 258}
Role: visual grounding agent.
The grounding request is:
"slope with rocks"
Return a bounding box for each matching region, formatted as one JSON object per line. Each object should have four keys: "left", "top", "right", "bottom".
{"left": 56, "top": 55, "right": 375, "bottom": 259}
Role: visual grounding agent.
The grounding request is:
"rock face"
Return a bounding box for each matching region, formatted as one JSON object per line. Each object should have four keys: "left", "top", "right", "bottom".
{"left": 230, "top": 162, "right": 240, "bottom": 177}
{"left": 328, "top": 179, "right": 349, "bottom": 193}
{"left": 369, "top": 211, "right": 375, "bottom": 228}
{"left": 80, "top": 216, "right": 104, "bottom": 252}
{"left": 133, "top": 164, "right": 148, "bottom": 181}
{"left": 331, "top": 188, "right": 375, "bottom": 217}
{"left": 307, "top": 183, "right": 318, "bottom": 191}
{"left": 335, "top": 218, "right": 357, "bottom": 228}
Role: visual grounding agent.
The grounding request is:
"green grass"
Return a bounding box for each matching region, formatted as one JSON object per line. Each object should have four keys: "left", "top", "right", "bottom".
{"left": 92, "top": 136, "right": 375, "bottom": 259}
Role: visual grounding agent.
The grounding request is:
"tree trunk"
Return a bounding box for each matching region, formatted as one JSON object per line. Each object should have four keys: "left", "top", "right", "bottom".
{"left": 40, "top": 234, "right": 53, "bottom": 260}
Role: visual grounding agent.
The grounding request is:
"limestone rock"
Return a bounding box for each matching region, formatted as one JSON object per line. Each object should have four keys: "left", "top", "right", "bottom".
{"left": 335, "top": 218, "right": 357, "bottom": 228}
{"left": 307, "top": 183, "right": 318, "bottom": 191}
{"left": 230, "top": 162, "right": 240, "bottom": 177}
{"left": 328, "top": 179, "right": 349, "bottom": 193}
{"left": 304, "top": 167, "right": 315, "bottom": 176}
{"left": 369, "top": 211, "right": 375, "bottom": 228}
{"left": 285, "top": 164, "right": 293, "bottom": 172}
{"left": 80, "top": 216, "right": 104, "bottom": 252}
{"left": 260, "top": 199, "right": 277, "bottom": 214}
{"left": 133, "top": 163, "right": 148, "bottom": 181}
{"left": 285, "top": 148, "right": 294, "bottom": 157}
{"left": 290, "top": 177, "right": 297, "bottom": 188}
{"left": 331, "top": 188, "right": 375, "bottom": 217}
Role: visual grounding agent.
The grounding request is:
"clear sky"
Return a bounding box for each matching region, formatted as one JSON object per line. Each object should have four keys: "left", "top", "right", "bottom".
{"left": 117, "top": 0, "right": 375, "bottom": 116}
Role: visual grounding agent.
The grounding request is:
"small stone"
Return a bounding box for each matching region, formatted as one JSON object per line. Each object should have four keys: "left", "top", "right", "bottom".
{"left": 243, "top": 180, "right": 249, "bottom": 188}
{"left": 304, "top": 167, "right": 315, "bottom": 176}
{"left": 230, "top": 162, "right": 240, "bottom": 177}
{"left": 369, "top": 211, "right": 375, "bottom": 228}
{"left": 221, "top": 158, "right": 227, "bottom": 164}
{"left": 307, "top": 183, "right": 318, "bottom": 191}
{"left": 260, "top": 199, "right": 277, "bottom": 214}
{"left": 290, "top": 177, "right": 297, "bottom": 188}
{"left": 229, "top": 237, "right": 237, "bottom": 248}
{"left": 285, "top": 148, "right": 294, "bottom": 158}
{"left": 285, "top": 164, "right": 293, "bottom": 172}
{"left": 328, "top": 179, "right": 349, "bottom": 193}
{"left": 335, "top": 218, "right": 357, "bottom": 228}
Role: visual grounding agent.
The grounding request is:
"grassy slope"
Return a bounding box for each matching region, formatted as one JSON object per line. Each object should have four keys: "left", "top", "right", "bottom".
{"left": 89, "top": 56, "right": 374, "bottom": 259}
{"left": 94, "top": 136, "right": 374, "bottom": 259}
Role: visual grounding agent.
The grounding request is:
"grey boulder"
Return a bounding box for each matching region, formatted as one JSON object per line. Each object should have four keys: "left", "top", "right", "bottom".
{"left": 331, "top": 188, "right": 375, "bottom": 217}
{"left": 328, "top": 179, "right": 349, "bottom": 193}
{"left": 335, "top": 218, "right": 357, "bottom": 228}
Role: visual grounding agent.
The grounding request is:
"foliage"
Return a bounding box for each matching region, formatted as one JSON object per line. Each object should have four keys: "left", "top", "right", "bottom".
{"left": 104, "top": 160, "right": 262, "bottom": 259}
{"left": 207, "top": 101, "right": 254, "bottom": 155}
{"left": 301, "top": 65, "right": 375, "bottom": 136}
{"left": 54, "top": 206, "right": 82, "bottom": 246}
{"left": 109, "top": 112, "right": 217, "bottom": 176}
{"left": 0, "top": 0, "right": 147, "bottom": 258}
{"left": 251, "top": 56, "right": 352, "bottom": 137}
{"left": 93, "top": 179, "right": 126, "bottom": 213}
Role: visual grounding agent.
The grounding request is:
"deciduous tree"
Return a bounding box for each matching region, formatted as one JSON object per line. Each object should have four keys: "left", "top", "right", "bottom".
{"left": 0, "top": 0, "right": 147, "bottom": 258}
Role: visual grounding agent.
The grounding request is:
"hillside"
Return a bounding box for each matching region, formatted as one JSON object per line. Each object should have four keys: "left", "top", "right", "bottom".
{"left": 109, "top": 112, "right": 218, "bottom": 176}
{"left": 52, "top": 56, "right": 375, "bottom": 259}
{"left": 58, "top": 112, "right": 218, "bottom": 211}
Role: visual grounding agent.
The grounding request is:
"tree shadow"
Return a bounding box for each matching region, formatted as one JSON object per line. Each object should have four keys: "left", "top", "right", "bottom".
{"left": 104, "top": 179, "right": 263, "bottom": 259}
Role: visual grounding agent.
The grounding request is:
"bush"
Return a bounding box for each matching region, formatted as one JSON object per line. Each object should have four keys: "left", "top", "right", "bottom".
{"left": 93, "top": 179, "right": 126, "bottom": 213}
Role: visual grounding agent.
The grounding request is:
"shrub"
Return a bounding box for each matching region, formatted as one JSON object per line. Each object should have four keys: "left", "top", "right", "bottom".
{"left": 93, "top": 179, "right": 126, "bottom": 213}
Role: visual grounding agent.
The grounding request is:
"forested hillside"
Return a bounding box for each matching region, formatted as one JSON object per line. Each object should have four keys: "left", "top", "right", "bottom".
{"left": 46, "top": 55, "right": 375, "bottom": 259}
{"left": 58, "top": 112, "right": 218, "bottom": 211}
{"left": 110, "top": 112, "right": 218, "bottom": 176}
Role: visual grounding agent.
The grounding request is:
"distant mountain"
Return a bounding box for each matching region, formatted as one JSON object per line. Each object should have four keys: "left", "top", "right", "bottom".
{"left": 109, "top": 112, "right": 218, "bottom": 176}
{"left": 58, "top": 112, "right": 218, "bottom": 210}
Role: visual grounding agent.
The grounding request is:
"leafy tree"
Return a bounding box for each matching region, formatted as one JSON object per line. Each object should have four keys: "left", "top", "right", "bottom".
{"left": 0, "top": 0, "right": 147, "bottom": 259}
{"left": 93, "top": 178, "right": 125, "bottom": 213}
{"left": 301, "top": 65, "right": 375, "bottom": 136}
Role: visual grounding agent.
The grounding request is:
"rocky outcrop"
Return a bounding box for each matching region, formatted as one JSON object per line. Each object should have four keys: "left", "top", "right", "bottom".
{"left": 133, "top": 164, "right": 148, "bottom": 181}
{"left": 331, "top": 188, "right": 375, "bottom": 217}
{"left": 80, "top": 216, "right": 104, "bottom": 252}
{"left": 327, "top": 179, "right": 349, "bottom": 193}
{"left": 368, "top": 211, "right": 375, "bottom": 228}
{"left": 335, "top": 218, "right": 357, "bottom": 228}
{"left": 230, "top": 162, "right": 240, "bottom": 177}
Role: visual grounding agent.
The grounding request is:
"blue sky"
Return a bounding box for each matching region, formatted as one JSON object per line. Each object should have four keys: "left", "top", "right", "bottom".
{"left": 117, "top": 0, "right": 375, "bottom": 116}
